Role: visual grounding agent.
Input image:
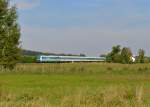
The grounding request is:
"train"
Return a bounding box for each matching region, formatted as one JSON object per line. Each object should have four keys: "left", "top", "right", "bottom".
{"left": 37, "top": 55, "right": 106, "bottom": 63}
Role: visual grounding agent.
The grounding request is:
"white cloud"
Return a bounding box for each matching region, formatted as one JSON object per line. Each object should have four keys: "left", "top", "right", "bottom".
{"left": 13, "top": 0, "right": 40, "bottom": 10}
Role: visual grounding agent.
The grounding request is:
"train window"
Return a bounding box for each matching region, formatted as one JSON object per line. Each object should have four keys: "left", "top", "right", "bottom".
{"left": 42, "top": 57, "right": 49, "bottom": 60}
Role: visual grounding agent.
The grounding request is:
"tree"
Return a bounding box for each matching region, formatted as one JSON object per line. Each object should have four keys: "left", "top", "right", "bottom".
{"left": 106, "top": 45, "right": 121, "bottom": 63}
{"left": 100, "top": 54, "right": 107, "bottom": 57}
{"left": 80, "top": 53, "right": 86, "bottom": 57}
{"left": 121, "top": 47, "right": 133, "bottom": 64}
{"left": 0, "top": 0, "right": 20, "bottom": 69}
{"left": 106, "top": 53, "right": 113, "bottom": 62}
{"left": 137, "top": 49, "right": 145, "bottom": 63}
{"left": 113, "top": 54, "right": 122, "bottom": 63}
{"left": 112, "top": 45, "right": 121, "bottom": 55}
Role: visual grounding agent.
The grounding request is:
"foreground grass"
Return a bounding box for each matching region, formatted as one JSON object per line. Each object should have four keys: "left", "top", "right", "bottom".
{"left": 0, "top": 63, "right": 150, "bottom": 107}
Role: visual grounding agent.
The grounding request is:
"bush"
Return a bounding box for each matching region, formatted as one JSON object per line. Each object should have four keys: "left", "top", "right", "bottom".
{"left": 20, "top": 56, "right": 37, "bottom": 63}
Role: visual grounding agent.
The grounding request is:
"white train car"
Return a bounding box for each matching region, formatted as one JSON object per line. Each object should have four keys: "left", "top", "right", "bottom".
{"left": 37, "top": 55, "right": 105, "bottom": 63}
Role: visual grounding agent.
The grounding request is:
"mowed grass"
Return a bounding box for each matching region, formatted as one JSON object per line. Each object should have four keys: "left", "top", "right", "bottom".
{"left": 0, "top": 63, "right": 150, "bottom": 107}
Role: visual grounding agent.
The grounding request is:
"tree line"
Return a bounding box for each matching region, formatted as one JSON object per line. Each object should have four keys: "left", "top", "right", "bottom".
{"left": 105, "top": 45, "right": 146, "bottom": 64}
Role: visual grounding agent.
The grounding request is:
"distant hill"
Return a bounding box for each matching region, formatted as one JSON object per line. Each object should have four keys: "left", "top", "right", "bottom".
{"left": 22, "top": 50, "right": 50, "bottom": 56}
{"left": 22, "top": 49, "right": 86, "bottom": 57}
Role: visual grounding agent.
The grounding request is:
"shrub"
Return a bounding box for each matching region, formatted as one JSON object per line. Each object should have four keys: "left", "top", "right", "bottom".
{"left": 20, "top": 56, "right": 37, "bottom": 63}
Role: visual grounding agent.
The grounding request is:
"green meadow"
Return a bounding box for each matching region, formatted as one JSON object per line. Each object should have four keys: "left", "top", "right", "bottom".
{"left": 0, "top": 63, "right": 150, "bottom": 107}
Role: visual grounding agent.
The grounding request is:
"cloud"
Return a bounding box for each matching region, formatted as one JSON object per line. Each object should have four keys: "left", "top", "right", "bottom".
{"left": 15, "top": 0, "right": 40, "bottom": 10}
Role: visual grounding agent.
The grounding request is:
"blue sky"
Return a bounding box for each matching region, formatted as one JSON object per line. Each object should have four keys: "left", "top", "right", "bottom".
{"left": 11, "top": 0, "right": 150, "bottom": 56}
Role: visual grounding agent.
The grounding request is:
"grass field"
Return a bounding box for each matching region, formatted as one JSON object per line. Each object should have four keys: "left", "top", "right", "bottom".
{"left": 0, "top": 63, "right": 150, "bottom": 107}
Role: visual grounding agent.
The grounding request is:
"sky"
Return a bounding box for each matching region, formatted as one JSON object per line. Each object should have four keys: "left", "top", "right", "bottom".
{"left": 11, "top": 0, "right": 150, "bottom": 56}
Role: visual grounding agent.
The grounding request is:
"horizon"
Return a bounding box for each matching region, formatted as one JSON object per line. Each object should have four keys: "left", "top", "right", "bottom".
{"left": 11, "top": 0, "right": 150, "bottom": 56}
